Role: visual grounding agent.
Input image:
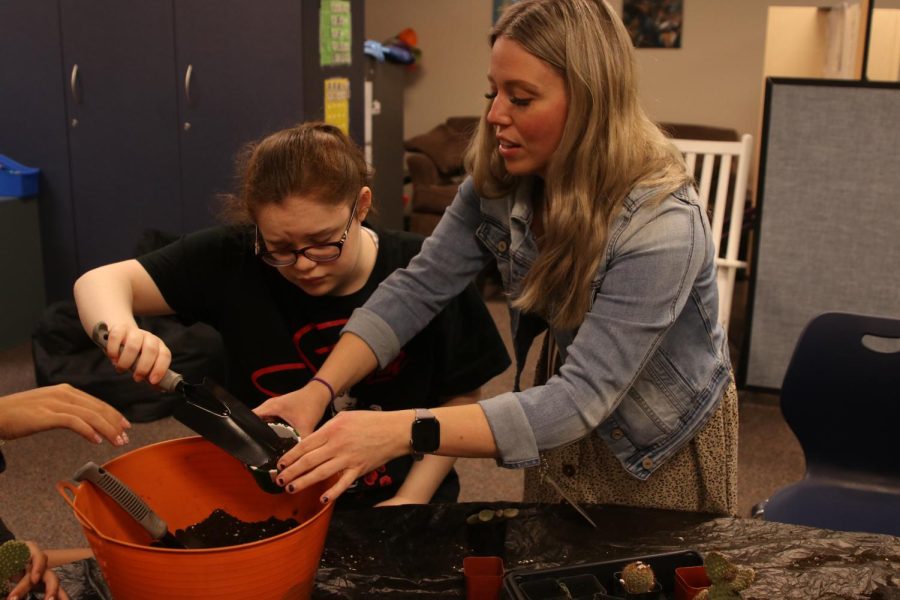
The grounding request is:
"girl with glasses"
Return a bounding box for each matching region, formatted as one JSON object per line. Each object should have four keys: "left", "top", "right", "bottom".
{"left": 257, "top": 0, "right": 738, "bottom": 516}
{"left": 73, "top": 122, "right": 510, "bottom": 508}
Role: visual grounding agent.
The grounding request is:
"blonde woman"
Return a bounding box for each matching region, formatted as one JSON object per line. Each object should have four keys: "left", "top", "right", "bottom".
{"left": 256, "top": 0, "right": 738, "bottom": 515}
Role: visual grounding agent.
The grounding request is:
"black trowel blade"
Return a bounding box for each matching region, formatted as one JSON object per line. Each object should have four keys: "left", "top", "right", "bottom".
{"left": 172, "top": 378, "right": 284, "bottom": 468}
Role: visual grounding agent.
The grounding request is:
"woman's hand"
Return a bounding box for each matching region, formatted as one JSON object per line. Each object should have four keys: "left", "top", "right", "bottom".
{"left": 102, "top": 322, "right": 171, "bottom": 386}
{"left": 274, "top": 410, "right": 411, "bottom": 504}
{"left": 0, "top": 384, "right": 130, "bottom": 446}
{"left": 6, "top": 541, "right": 69, "bottom": 600}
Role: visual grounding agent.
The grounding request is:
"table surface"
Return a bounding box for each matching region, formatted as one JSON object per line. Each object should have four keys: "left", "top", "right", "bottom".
{"left": 56, "top": 502, "right": 900, "bottom": 599}
{"left": 317, "top": 502, "right": 900, "bottom": 599}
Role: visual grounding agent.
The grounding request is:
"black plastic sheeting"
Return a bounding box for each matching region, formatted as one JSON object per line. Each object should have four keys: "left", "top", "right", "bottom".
{"left": 50, "top": 502, "right": 899, "bottom": 599}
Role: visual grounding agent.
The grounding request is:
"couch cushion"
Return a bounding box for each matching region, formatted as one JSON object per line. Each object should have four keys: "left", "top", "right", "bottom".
{"left": 412, "top": 183, "right": 459, "bottom": 214}
{"left": 404, "top": 116, "right": 479, "bottom": 176}
{"left": 659, "top": 122, "right": 739, "bottom": 142}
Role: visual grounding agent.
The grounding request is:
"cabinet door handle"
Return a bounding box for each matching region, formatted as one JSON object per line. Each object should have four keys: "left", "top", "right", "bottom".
{"left": 70, "top": 64, "right": 81, "bottom": 105}
{"left": 184, "top": 64, "right": 193, "bottom": 105}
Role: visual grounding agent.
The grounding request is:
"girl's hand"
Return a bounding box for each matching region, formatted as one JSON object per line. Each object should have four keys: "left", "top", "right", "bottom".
{"left": 253, "top": 382, "right": 334, "bottom": 439}
{"left": 103, "top": 322, "right": 172, "bottom": 386}
{"left": 0, "top": 384, "right": 130, "bottom": 446}
{"left": 6, "top": 541, "right": 69, "bottom": 600}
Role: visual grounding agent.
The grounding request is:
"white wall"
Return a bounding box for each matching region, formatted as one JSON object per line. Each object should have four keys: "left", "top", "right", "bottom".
{"left": 365, "top": 0, "right": 777, "bottom": 140}
{"left": 868, "top": 8, "right": 900, "bottom": 80}
{"left": 764, "top": 7, "right": 829, "bottom": 78}
{"left": 625, "top": 1, "right": 769, "bottom": 137}
{"left": 365, "top": 0, "right": 493, "bottom": 139}
{"left": 364, "top": 1, "right": 883, "bottom": 141}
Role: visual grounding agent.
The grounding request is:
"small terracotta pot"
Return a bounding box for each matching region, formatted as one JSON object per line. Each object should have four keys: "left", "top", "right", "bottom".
{"left": 463, "top": 555, "right": 504, "bottom": 600}
{"left": 674, "top": 565, "right": 711, "bottom": 600}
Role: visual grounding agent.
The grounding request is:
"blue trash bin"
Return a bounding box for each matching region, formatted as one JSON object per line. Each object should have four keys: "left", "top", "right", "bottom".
{"left": 0, "top": 155, "right": 40, "bottom": 198}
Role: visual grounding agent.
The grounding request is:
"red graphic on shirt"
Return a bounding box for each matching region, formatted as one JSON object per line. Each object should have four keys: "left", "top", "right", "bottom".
{"left": 361, "top": 465, "right": 393, "bottom": 488}
{"left": 249, "top": 320, "right": 406, "bottom": 497}
{"left": 250, "top": 319, "right": 407, "bottom": 397}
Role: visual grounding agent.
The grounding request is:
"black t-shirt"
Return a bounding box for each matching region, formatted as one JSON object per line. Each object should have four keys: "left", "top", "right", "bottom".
{"left": 138, "top": 226, "right": 510, "bottom": 508}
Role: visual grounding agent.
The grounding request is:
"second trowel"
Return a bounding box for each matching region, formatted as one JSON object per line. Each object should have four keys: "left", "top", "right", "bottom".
{"left": 73, "top": 461, "right": 199, "bottom": 548}
{"left": 91, "top": 322, "right": 297, "bottom": 490}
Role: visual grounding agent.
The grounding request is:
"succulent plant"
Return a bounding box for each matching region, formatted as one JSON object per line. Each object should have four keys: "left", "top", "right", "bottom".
{"left": 694, "top": 551, "right": 755, "bottom": 600}
{"left": 0, "top": 540, "right": 30, "bottom": 591}
{"left": 620, "top": 560, "right": 657, "bottom": 594}
{"left": 465, "top": 507, "right": 519, "bottom": 525}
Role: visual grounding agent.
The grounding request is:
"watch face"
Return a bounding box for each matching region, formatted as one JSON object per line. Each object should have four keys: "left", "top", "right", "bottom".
{"left": 412, "top": 417, "right": 440, "bottom": 453}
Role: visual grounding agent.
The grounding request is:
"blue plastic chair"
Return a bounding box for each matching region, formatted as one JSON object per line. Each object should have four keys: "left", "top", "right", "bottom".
{"left": 758, "top": 312, "right": 900, "bottom": 536}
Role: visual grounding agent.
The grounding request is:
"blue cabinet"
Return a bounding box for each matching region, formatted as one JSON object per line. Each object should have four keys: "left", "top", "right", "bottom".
{"left": 60, "top": 0, "right": 183, "bottom": 273}
{"left": 0, "top": 0, "right": 77, "bottom": 302}
{"left": 0, "top": 0, "right": 364, "bottom": 303}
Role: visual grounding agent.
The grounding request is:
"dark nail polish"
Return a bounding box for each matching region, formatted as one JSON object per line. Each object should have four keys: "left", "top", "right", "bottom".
{"left": 321, "top": 495, "right": 329, "bottom": 504}
{"left": 287, "top": 484, "right": 295, "bottom": 492}
{"left": 276, "top": 478, "right": 284, "bottom": 486}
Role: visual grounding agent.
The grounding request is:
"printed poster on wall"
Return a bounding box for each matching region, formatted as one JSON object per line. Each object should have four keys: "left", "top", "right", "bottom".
{"left": 324, "top": 77, "right": 351, "bottom": 135}
{"left": 320, "top": 0, "right": 352, "bottom": 66}
{"left": 623, "top": 0, "right": 683, "bottom": 48}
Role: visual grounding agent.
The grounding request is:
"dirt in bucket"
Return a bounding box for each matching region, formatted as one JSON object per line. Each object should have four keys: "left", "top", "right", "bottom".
{"left": 161, "top": 509, "right": 300, "bottom": 549}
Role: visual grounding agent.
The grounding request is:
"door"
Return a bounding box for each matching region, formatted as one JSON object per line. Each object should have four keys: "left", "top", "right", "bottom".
{"left": 175, "top": 0, "right": 306, "bottom": 232}
{"left": 61, "top": 0, "right": 182, "bottom": 272}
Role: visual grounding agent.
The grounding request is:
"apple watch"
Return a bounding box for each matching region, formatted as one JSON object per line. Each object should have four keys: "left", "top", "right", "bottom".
{"left": 410, "top": 408, "right": 440, "bottom": 461}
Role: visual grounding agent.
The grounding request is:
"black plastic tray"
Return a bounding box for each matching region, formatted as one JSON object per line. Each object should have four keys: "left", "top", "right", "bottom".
{"left": 502, "top": 549, "right": 703, "bottom": 600}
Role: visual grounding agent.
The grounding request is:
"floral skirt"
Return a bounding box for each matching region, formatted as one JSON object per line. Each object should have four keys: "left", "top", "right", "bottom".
{"left": 523, "top": 377, "right": 739, "bottom": 517}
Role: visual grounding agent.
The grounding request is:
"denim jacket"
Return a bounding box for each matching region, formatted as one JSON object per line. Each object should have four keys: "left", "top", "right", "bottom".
{"left": 345, "top": 176, "right": 732, "bottom": 479}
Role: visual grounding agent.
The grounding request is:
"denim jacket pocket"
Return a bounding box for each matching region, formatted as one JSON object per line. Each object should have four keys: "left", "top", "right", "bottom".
{"left": 613, "top": 377, "right": 684, "bottom": 448}
{"left": 475, "top": 219, "right": 512, "bottom": 290}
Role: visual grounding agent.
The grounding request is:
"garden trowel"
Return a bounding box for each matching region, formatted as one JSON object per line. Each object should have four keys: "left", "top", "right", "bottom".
{"left": 91, "top": 322, "right": 296, "bottom": 481}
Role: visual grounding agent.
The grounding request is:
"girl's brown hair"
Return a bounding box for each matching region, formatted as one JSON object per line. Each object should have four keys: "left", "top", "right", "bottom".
{"left": 221, "top": 122, "right": 372, "bottom": 224}
{"left": 466, "top": 0, "right": 689, "bottom": 330}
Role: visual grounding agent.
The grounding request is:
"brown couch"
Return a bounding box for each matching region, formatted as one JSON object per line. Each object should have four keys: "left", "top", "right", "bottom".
{"left": 404, "top": 116, "right": 479, "bottom": 236}
{"left": 658, "top": 122, "right": 739, "bottom": 142}
{"left": 403, "top": 119, "right": 740, "bottom": 236}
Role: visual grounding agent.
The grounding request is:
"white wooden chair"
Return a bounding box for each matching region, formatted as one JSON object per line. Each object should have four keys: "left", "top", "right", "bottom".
{"left": 672, "top": 134, "right": 754, "bottom": 332}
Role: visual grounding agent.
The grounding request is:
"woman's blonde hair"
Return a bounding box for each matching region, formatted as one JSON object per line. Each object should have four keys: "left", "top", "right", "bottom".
{"left": 466, "top": 0, "right": 689, "bottom": 330}
{"left": 220, "top": 122, "right": 372, "bottom": 224}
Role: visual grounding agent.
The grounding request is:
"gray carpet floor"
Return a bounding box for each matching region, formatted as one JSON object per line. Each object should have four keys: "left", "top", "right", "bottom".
{"left": 0, "top": 290, "right": 804, "bottom": 550}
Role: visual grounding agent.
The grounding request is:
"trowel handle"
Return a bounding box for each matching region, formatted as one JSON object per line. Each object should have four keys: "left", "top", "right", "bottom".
{"left": 91, "top": 321, "right": 184, "bottom": 392}
{"left": 74, "top": 461, "right": 169, "bottom": 541}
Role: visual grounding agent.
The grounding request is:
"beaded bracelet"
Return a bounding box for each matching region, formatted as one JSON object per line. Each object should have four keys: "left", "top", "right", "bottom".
{"left": 310, "top": 376, "right": 336, "bottom": 403}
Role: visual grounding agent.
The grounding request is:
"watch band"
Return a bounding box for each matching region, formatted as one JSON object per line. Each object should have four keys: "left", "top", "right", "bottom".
{"left": 414, "top": 408, "right": 434, "bottom": 420}
{"left": 410, "top": 408, "right": 438, "bottom": 461}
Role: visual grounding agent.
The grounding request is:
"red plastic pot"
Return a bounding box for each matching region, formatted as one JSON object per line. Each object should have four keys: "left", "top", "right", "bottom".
{"left": 674, "top": 565, "right": 711, "bottom": 600}
{"left": 464, "top": 555, "right": 504, "bottom": 600}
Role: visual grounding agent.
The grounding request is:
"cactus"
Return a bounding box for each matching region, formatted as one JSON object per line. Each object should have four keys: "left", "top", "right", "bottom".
{"left": 0, "top": 540, "right": 30, "bottom": 591}
{"left": 694, "top": 551, "right": 755, "bottom": 600}
{"left": 620, "top": 560, "right": 657, "bottom": 594}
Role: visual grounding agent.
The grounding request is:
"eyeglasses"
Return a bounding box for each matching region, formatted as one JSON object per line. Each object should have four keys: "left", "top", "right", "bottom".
{"left": 255, "top": 195, "right": 360, "bottom": 267}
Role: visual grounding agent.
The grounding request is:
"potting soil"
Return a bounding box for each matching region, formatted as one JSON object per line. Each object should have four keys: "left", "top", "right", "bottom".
{"left": 174, "top": 508, "right": 299, "bottom": 548}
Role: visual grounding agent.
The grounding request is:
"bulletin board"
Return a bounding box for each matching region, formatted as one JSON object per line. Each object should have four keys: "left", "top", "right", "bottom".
{"left": 740, "top": 78, "right": 900, "bottom": 390}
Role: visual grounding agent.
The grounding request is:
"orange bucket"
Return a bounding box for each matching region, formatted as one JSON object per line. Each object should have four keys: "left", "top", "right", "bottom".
{"left": 57, "top": 436, "right": 335, "bottom": 600}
